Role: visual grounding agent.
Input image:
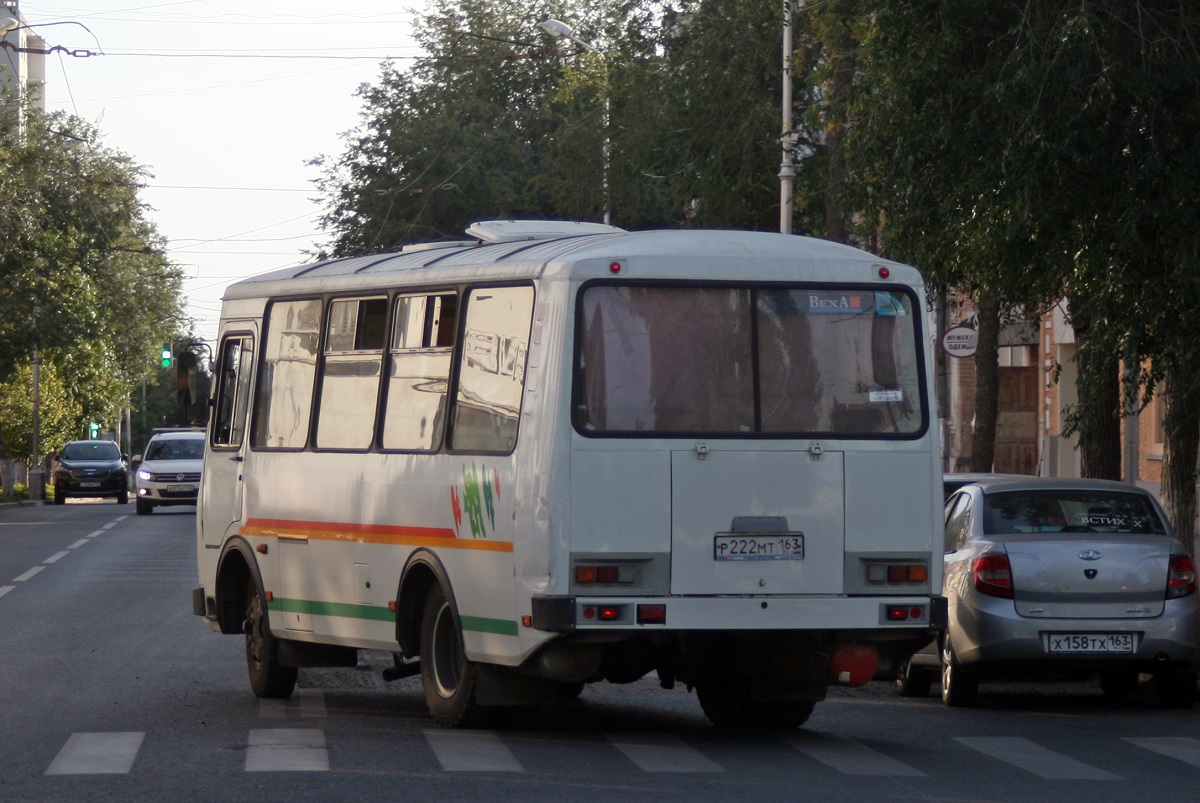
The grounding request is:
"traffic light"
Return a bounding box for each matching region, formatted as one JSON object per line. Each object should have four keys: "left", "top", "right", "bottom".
{"left": 161, "top": 343, "right": 172, "bottom": 368}
{"left": 88, "top": 421, "right": 99, "bottom": 439}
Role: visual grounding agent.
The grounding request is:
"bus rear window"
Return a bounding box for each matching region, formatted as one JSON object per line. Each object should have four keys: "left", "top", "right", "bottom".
{"left": 575, "top": 284, "right": 924, "bottom": 436}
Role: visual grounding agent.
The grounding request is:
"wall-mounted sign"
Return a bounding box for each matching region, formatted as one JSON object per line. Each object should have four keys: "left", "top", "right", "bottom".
{"left": 942, "top": 325, "right": 978, "bottom": 358}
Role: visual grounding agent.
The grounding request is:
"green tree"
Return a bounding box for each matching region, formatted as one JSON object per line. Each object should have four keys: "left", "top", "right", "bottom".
{"left": 834, "top": 1, "right": 1200, "bottom": 545}
{"left": 0, "top": 97, "right": 185, "bottom": 471}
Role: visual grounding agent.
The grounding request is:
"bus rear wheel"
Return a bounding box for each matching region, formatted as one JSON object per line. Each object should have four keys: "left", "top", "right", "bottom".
{"left": 697, "top": 677, "right": 816, "bottom": 728}
{"left": 244, "top": 581, "right": 297, "bottom": 698}
{"left": 421, "top": 584, "right": 485, "bottom": 727}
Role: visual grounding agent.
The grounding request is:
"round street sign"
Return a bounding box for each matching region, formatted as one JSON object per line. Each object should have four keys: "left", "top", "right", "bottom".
{"left": 942, "top": 325, "right": 978, "bottom": 358}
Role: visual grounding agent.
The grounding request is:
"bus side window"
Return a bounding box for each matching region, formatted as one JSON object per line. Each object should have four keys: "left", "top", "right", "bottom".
{"left": 316, "top": 297, "right": 387, "bottom": 450}
{"left": 252, "top": 298, "right": 321, "bottom": 449}
{"left": 449, "top": 286, "right": 533, "bottom": 453}
{"left": 382, "top": 293, "right": 456, "bottom": 451}
{"left": 213, "top": 336, "right": 254, "bottom": 447}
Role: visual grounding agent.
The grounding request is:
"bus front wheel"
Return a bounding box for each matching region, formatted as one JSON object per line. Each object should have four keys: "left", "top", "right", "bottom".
{"left": 244, "top": 581, "right": 297, "bottom": 699}
{"left": 421, "top": 584, "right": 484, "bottom": 727}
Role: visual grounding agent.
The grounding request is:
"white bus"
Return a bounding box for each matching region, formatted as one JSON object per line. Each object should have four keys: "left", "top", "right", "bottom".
{"left": 194, "top": 220, "right": 945, "bottom": 728}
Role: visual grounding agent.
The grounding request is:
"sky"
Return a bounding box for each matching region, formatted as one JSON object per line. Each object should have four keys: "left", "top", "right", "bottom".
{"left": 19, "top": 1, "right": 425, "bottom": 347}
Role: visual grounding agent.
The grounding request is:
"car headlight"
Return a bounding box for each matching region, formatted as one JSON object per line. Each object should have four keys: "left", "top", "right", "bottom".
{"left": 137, "top": 469, "right": 151, "bottom": 481}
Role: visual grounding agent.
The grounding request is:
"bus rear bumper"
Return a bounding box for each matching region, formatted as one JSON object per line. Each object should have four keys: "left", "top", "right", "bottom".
{"left": 532, "top": 594, "right": 947, "bottom": 635}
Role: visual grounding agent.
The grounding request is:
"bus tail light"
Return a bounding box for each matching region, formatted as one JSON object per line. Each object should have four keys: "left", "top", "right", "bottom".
{"left": 575, "top": 564, "right": 637, "bottom": 584}
{"left": 867, "top": 562, "right": 928, "bottom": 584}
{"left": 883, "top": 605, "right": 926, "bottom": 622}
{"left": 636, "top": 604, "right": 666, "bottom": 624}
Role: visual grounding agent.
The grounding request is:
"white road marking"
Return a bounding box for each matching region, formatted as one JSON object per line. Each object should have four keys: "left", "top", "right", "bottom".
{"left": 1125, "top": 737, "right": 1200, "bottom": 767}
{"left": 245, "top": 729, "right": 329, "bottom": 772}
{"left": 67, "top": 539, "right": 89, "bottom": 549}
{"left": 86, "top": 530, "right": 105, "bottom": 538}
{"left": 0, "top": 586, "right": 12, "bottom": 597}
{"left": 955, "top": 736, "right": 1119, "bottom": 780}
{"left": 607, "top": 733, "right": 723, "bottom": 773}
{"left": 12, "top": 566, "right": 45, "bottom": 582}
{"left": 45, "top": 732, "right": 144, "bottom": 775}
{"left": 44, "top": 551, "right": 70, "bottom": 564}
{"left": 424, "top": 730, "right": 523, "bottom": 771}
{"left": 785, "top": 733, "right": 926, "bottom": 776}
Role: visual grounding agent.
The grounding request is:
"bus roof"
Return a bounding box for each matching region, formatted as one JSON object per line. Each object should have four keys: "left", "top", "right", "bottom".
{"left": 222, "top": 221, "right": 917, "bottom": 302}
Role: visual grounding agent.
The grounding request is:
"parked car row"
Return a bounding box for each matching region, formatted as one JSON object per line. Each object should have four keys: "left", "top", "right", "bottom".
{"left": 897, "top": 474, "right": 1198, "bottom": 708}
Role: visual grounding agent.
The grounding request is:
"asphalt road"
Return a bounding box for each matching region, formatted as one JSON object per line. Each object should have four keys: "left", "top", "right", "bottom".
{"left": 2, "top": 499, "right": 1199, "bottom": 801}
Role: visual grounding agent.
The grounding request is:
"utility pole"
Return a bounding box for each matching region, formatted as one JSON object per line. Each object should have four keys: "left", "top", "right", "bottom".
{"left": 779, "top": 0, "right": 798, "bottom": 234}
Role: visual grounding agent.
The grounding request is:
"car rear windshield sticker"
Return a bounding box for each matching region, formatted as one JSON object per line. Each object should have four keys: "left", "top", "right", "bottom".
{"left": 868, "top": 389, "right": 904, "bottom": 403}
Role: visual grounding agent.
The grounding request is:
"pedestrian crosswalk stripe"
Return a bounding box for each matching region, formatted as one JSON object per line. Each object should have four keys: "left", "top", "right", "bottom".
{"left": 955, "top": 736, "right": 1119, "bottom": 780}
{"left": 424, "top": 729, "right": 523, "bottom": 771}
{"left": 245, "top": 728, "right": 329, "bottom": 772}
{"left": 1125, "top": 737, "right": 1200, "bottom": 767}
{"left": 607, "top": 733, "right": 723, "bottom": 773}
{"left": 786, "top": 733, "right": 925, "bottom": 776}
{"left": 45, "top": 732, "right": 144, "bottom": 775}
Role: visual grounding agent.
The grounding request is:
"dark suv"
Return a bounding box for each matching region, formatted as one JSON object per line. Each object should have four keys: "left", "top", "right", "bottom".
{"left": 53, "top": 440, "right": 129, "bottom": 505}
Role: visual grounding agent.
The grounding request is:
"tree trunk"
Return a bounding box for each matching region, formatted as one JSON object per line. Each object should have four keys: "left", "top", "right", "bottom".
{"left": 1074, "top": 335, "right": 1122, "bottom": 480}
{"left": 969, "top": 290, "right": 1001, "bottom": 472}
{"left": 1162, "top": 371, "right": 1200, "bottom": 557}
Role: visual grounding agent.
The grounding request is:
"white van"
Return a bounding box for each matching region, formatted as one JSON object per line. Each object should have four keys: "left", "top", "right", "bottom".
{"left": 194, "top": 220, "right": 945, "bottom": 727}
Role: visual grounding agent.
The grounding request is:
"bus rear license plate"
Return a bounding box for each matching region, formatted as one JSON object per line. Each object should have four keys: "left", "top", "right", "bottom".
{"left": 714, "top": 534, "right": 804, "bottom": 561}
{"left": 1046, "top": 633, "right": 1134, "bottom": 654}
{"left": 167, "top": 485, "right": 195, "bottom": 493}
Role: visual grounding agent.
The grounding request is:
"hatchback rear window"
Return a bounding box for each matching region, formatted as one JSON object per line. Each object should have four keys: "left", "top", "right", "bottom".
{"left": 983, "top": 490, "right": 1166, "bottom": 535}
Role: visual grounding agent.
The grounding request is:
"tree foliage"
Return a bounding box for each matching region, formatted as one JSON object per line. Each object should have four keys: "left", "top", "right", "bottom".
{"left": 0, "top": 95, "right": 185, "bottom": 469}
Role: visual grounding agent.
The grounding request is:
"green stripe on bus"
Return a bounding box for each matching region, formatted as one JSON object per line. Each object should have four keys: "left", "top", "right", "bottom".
{"left": 269, "top": 598, "right": 394, "bottom": 622}
{"left": 268, "top": 598, "right": 518, "bottom": 636}
{"left": 460, "top": 615, "right": 519, "bottom": 637}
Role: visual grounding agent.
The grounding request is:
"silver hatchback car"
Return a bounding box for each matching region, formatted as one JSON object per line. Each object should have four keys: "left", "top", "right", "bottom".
{"left": 937, "top": 477, "right": 1198, "bottom": 707}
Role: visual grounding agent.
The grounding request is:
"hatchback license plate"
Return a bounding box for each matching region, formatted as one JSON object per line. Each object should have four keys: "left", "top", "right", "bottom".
{"left": 80, "top": 481, "right": 101, "bottom": 488}
{"left": 167, "top": 484, "right": 195, "bottom": 493}
{"left": 1046, "top": 633, "right": 1134, "bottom": 654}
{"left": 714, "top": 534, "right": 804, "bottom": 561}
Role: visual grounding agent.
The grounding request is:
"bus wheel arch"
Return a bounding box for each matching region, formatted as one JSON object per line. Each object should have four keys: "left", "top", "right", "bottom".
{"left": 395, "top": 550, "right": 453, "bottom": 657}
{"left": 214, "top": 539, "right": 261, "bottom": 635}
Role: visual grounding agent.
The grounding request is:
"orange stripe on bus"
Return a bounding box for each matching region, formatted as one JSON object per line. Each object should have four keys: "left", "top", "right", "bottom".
{"left": 240, "top": 518, "right": 514, "bottom": 552}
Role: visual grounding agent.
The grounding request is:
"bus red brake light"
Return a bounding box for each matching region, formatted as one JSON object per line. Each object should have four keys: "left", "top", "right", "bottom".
{"left": 972, "top": 554, "right": 1014, "bottom": 599}
{"left": 636, "top": 604, "right": 666, "bottom": 624}
{"left": 597, "top": 605, "right": 623, "bottom": 621}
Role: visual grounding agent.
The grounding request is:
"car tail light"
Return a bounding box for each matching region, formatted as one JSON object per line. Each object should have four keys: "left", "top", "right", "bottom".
{"left": 1167, "top": 554, "right": 1197, "bottom": 599}
{"left": 972, "top": 554, "right": 1013, "bottom": 599}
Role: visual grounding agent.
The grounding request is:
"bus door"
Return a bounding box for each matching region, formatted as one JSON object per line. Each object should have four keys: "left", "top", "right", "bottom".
{"left": 202, "top": 324, "right": 258, "bottom": 547}
{"left": 670, "top": 447, "right": 846, "bottom": 595}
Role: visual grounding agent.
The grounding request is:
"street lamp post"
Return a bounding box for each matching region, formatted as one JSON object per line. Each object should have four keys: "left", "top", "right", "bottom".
{"left": 542, "top": 19, "right": 611, "bottom": 226}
